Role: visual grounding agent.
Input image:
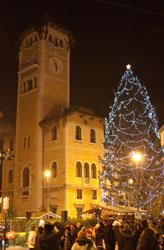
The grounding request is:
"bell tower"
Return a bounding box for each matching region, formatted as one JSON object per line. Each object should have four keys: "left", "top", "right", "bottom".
{"left": 14, "top": 21, "right": 71, "bottom": 215}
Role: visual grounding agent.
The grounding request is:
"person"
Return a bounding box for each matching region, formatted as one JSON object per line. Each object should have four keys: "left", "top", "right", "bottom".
{"left": 132, "top": 222, "right": 143, "bottom": 250}
{"left": 34, "top": 226, "right": 44, "bottom": 250}
{"left": 103, "top": 219, "right": 116, "bottom": 250}
{"left": 94, "top": 222, "right": 106, "bottom": 250}
{"left": 60, "top": 226, "right": 71, "bottom": 250}
{"left": 71, "top": 230, "right": 96, "bottom": 250}
{"left": 70, "top": 224, "right": 78, "bottom": 247}
{"left": 39, "top": 223, "right": 60, "bottom": 250}
{"left": 28, "top": 224, "right": 37, "bottom": 250}
{"left": 136, "top": 219, "right": 159, "bottom": 250}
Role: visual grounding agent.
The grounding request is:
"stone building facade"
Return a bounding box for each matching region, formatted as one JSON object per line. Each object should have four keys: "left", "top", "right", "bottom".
{"left": 2, "top": 21, "right": 104, "bottom": 218}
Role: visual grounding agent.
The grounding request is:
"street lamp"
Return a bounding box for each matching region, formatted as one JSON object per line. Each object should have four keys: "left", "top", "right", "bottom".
{"left": 131, "top": 151, "right": 143, "bottom": 212}
{"left": 44, "top": 169, "right": 51, "bottom": 183}
{"left": 44, "top": 170, "right": 51, "bottom": 213}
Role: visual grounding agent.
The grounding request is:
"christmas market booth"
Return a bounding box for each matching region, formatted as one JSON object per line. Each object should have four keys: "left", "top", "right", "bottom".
{"left": 82, "top": 205, "right": 148, "bottom": 220}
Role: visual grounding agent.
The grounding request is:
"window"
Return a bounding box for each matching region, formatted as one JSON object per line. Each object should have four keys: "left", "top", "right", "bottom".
{"left": 90, "top": 129, "right": 96, "bottom": 143}
{"left": 27, "top": 79, "right": 33, "bottom": 91}
{"left": 52, "top": 127, "right": 57, "bottom": 141}
{"left": 23, "top": 167, "right": 29, "bottom": 187}
{"left": 52, "top": 162, "right": 57, "bottom": 178}
{"left": 76, "top": 161, "right": 82, "bottom": 177}
{"left": 8, "top": 169, "right": 13, "bottom": 184}
{"left": 75, "top": 126, "right": 82, "bottom": 140}
{"left": 59, "top": 39, "right": 64, "bottom": 47}
{"left": 77, "top": 189, "right": 82, "bottom": 199}
{"left": 53, "top": 37, "right": 58, "bottom": 47}
{"left": 91, "top": 163, "right": 97, "bottom": 178}
{"left": 24, "top": 138, "right": 26, "bottom": 148}
{"left": 84, "top": 163, "right": 89, "bottom": 178}
{"left": 76, "top": 207, "right": 83, "bottom": 218}
{"left": 92, "top": 190, "right": 97, "bottom": 200}
{"left": 23, "top": 82, "right": 26, "bottom": 92}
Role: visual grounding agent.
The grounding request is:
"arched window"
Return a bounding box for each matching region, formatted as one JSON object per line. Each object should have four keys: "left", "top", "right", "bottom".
{"left": 23, "top": 167, "right": 29, "bottom": 187}
{"left": 52, "top": 127, "right": 57, "bottom": 141}
{"left": 76, "top": 161, "right": 82, "bottom": 177}
{"left": 24, "top": 138, "right": 26, "bottom": 148}
{"left": 84, "top": 163, "right": 89, "bottom": 178}
{"left": 91, "top": 163, "right": 97, "bottom": 178}
{"left": 8, "top": 169, "right": 13, "bottom": 184}
{"left": 52, "top": 162, "right": 57, "bottom": 178}
{"left": 90, "top": 129, "right": 96, "bottom": 143}
{"left": 75, "top": 126, "right": 82, "bottom": 140}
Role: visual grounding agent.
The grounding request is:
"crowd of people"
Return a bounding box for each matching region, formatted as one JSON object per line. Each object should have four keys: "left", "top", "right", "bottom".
{"left": 27, "top": 217, "right": 164, "bottom": 250}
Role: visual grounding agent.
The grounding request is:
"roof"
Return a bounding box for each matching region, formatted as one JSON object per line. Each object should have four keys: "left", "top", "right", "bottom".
{"left": 39, "top": 106, "right": 104, "bottom": 126}
{"left": 82, "top": 204, "right": 148, "bottom": 216}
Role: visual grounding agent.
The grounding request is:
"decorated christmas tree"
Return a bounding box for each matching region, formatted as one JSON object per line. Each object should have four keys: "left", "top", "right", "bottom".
{"left": 100, "top": 65, "right": 163, "bottom": 211}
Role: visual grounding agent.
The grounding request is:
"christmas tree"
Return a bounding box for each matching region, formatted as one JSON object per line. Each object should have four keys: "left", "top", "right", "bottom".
{"left": 100, "top": 65, "right": 163, "bottom": 211}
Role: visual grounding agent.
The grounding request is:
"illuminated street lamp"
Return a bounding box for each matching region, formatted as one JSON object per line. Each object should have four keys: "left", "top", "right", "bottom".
{"left": 44, "top": 170, "right": 51, "bottom": 213}
{"left": 44, "top": 169, "right": 51, "bottom": 183}
{"left": 131, "top": 151, "right": 143, "bottom": 212}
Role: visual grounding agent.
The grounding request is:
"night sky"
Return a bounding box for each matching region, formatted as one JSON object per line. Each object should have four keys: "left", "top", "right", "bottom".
{"left": 0, "top": 0, "right": 164, "bottom": 126}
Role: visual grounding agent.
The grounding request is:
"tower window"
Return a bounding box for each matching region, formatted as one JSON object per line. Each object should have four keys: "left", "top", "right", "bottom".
{"left": 27, "top": 79, "right": 33, "bottom": 91}
{"left": 8, "top": 169, "right": 13, "bottom": 184}
{"left": 52, "top": 162, "right": 57, "bottom": 178}
{"left": 23, "top": 82, "right": 26, "bottom": 93}
{"left": 91, "top": 163, "right": 97, "bottom": 178}
{"left": 52, "top": 127, "right": 57, "bottom": 141}
{"left": 59, "top": 39, "right": 64, "bottom": 47}
{"left": 90, "top": 129, "right": 96, "bottom": 143}
{"left": 84, "top": 163, "right": 89, "bottom": 178}
{"left": 75, "top": 126, "right": 82, "bottom": 140}
{"left": 53, "top": 37, "right": 58, "bottom": 47}
{"left": 77, "top": 189, "right": 82, "bottom": 199}
{"left": 76, "top": 161, "right": 82, "bottom": 177}
{"left": 24, "top": 138, "right": 26, "bottom": 148}
{"left": 23, "top": 167, "right": 30, "bottom": 187}
{"left": 92, "top": 190, "right": 97, "bottom": 200}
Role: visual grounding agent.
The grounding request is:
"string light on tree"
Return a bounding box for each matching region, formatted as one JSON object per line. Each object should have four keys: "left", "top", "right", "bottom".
{"left": 100, "top": 65, "right": 163, "bottom": 211}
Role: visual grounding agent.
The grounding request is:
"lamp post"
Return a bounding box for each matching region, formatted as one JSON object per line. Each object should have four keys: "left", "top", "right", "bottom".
{"left": 44, "top": 170, "right": 51, "bottom": 214}
{"left": 132, "top": 151, "right": 143, "bottom": 212}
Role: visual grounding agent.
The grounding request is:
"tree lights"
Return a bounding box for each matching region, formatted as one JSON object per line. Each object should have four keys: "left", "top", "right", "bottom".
{"left": 100, "top": 65, "right": 163, "bottom": 211}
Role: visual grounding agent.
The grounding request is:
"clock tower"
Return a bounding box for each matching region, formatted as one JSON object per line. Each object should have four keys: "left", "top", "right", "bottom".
{"left": 14, "top": 21, "right": 71, "bottom": 215}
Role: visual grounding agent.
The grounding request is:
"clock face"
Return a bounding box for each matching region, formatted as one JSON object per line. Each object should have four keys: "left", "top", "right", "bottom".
{"left": 49, "top": 57, "right": 63, "bottom": 76}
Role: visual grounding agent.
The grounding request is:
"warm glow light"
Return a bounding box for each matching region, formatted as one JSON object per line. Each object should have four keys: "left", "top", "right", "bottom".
{"left": 129, "top": 178, "right": 133, "bottom": 184}
{"left": 132, "top": 151, "right": 142, "bottom": 162}
{"left": 44, "top": 169, "right": 51, "bottom": 179}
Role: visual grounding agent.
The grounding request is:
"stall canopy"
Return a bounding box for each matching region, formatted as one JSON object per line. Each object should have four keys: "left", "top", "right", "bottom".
{"left": 82, "top": 205, "right": 148, "bottom": 217}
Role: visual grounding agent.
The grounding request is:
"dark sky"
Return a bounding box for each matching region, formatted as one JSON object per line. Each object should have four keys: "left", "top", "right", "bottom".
{"left": 0, "top": 0, "right": 164, "bottom": 126}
